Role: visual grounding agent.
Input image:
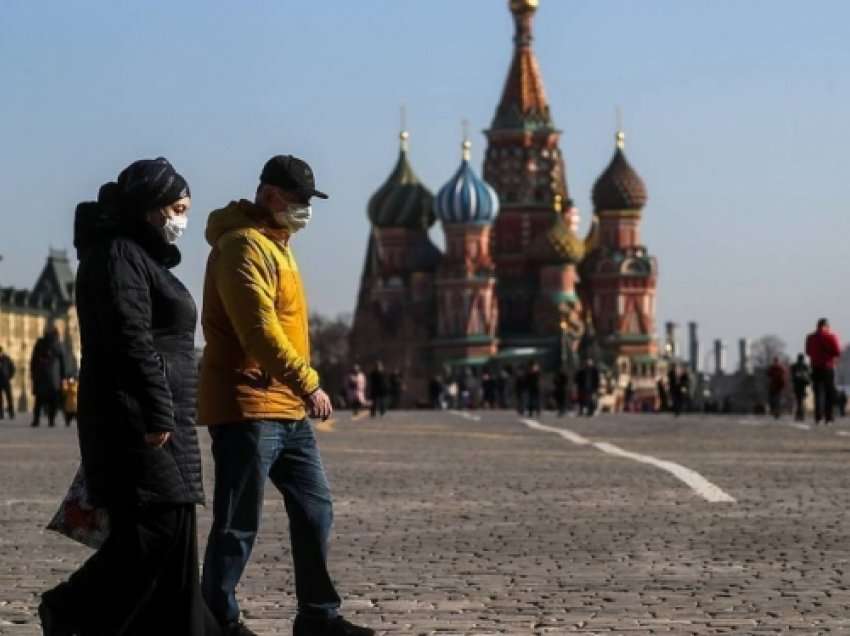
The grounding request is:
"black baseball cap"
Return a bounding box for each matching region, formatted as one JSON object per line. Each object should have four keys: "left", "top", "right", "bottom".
{"left": 260, "top": 155, "right": 328, "bottom": 200}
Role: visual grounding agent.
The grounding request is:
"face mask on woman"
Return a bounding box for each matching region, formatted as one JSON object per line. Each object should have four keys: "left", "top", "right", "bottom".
{"left": 273, "top": 203, "right": 312, "bottom": 233}
{"left": 151, "top": 196, "right": 191, "bottom": 244}
{"left": 161, "top": 213, "right": 188, "bottom": 244}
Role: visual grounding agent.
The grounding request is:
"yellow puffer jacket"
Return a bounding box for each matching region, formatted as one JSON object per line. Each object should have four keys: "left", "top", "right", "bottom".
{"left": 197, "top": 200, "right": 319, "bottom": 427}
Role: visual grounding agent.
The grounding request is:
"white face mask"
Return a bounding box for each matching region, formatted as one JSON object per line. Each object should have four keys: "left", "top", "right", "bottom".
{"left": 273, "top": 203, "right": 312, "bottom": 233}
{"left": 161, "top": 214, "right": 188, "bottom": 244}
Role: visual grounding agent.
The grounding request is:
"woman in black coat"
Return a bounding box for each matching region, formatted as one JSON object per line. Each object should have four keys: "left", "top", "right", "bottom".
{"left": 41, "top": 158, "right": 219, "bottom": 636}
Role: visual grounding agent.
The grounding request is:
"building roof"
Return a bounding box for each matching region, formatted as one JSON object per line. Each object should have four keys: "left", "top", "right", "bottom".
{"left": 490, "top": 0, "right": 553, "bottom": 132}
{"left": 367, "top": 132, "right": 435, "bottom": 230}
{"left": 591, "top": 132, "right": 648, "bottom": 212}
{"left": 435, "top": 140, "right": 500, "bottom": 225}
{"left": 32, "top": 249, "right": 75, "bottom": 308}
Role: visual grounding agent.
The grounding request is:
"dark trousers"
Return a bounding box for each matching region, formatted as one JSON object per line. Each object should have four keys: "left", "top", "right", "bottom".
{"left": 43, "top": 503, "right": 218, "bottom": 636}
{"left": 202, "top": 420, "right": 340, "bottom": 626}
{"left": 0, "top": 382, "right": 13, "bottom": 418}
{"left": 554, "top": 393, "right": 567, "bottom": 416}
{"left": 525, "top": 391, "right": 541, "bottom": 417}
{"left": 32, "top": 394, "right": 59, "bottom": 426}
{"left": 578, "top": 394, "right": 596, "bottom": 416}
{"left": 64, "top": 411, "right": 76, "bottom": 427}
{"left": 370, "top": 396, "right": 386, "bottom": 417}
{"left": 794, "top": 388, "right": 806, "bottom": 421}
{"left": 812, "top": 367, "right": 836, "bottom": 423}
{"left": 768, "top": 391, "right": 782, "bottom": 419}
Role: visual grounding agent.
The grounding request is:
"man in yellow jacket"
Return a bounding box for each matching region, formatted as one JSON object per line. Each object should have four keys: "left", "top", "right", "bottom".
{"left": 199, "top": 155, "right": 373, "bottom": 636}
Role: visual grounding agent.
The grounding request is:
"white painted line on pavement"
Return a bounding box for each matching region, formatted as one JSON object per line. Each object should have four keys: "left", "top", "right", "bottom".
{"left": 521, "top": 418, "right": 590, "bottom": 445}
{"left": 520, "top": 418, "right": 736, "bottom": 504}
{"left": 591, "top": 441, "right": 736, "bottom": 503}
{"left": 837, "top": 431, "right": 850, "bottom": 437}
{"left": 450, "top": 410, "right": 482, "bottom": 422}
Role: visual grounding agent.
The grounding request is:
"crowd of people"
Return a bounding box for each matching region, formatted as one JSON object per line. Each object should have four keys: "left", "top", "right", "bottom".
{"left": 341, "top": 358, "right": 606, "bottom": 418}
{"left": 763, "top": 318, "right": 846, "bottom": 424}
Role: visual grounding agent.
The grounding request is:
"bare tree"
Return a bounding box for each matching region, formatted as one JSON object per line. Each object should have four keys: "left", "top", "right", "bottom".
{"left": 750, "top": 334, "right": 788, "bottom": 371}
{"left": 309, "top": 312, "right": 352, "bottom": 406}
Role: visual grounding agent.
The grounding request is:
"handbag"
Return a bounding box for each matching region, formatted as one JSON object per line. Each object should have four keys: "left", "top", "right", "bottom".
{"left": 46, "top": 465, "right": 110, "bottom": 549}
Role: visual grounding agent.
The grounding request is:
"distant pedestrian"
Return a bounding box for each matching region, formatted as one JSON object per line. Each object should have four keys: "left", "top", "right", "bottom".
{"left": 514, "top": 369, "right": 527, "bottom": 415}
{"left": 678, "top": 370, "right": 691, "bottom": 414}
{"left": 839, "top": 390, "right": 848, "bottom": 418}
{"left": 575, "top": 359, "right": 601, "bottom": 417}
{"left": 369, "top": 361, "right": 387, "bottom": 417}
{"left": 481, "top": 370, "right": 496, "bottom": 408}
{"left": 30, "top": 325, "right": 66, "bottom": 427}
{"left": 805, "top": 318, "right": 841, "bottom": 424}
{"left": 766, "top": 357, "right": 787, "bottom": 419}
{"left": 464, "top": 368, "right": 480, "bottom": 409}
{"left": 790, "top": 354, "right": 810, "bottom": 421}
{"left": 446, "top": 378, "right": 459, "bottom": 409}
{"left": 496, "top": 367, "right": 509, "bottom": 408}
{"left": 553, "top": 370, "right": 568, "bottom": 417}
{"left": 623, "top": 382, "right": 635, "bottom": 413}
{"left": 346, "top": 365, "right": 367, "bottom": 415}
{"left": 388, "top": 369, "right": 403, "bottom": 410}
{"left": 0, "top": 345, "right": 15, "bottom": 420}
{"left": 668, "top": 366, "right": 682, "bottom": 416}
{"left": 656, "top": 378, "right": 669, "bottom": 412}
{"left": 62, "top": 377, "right": 78, "bottom": 427}
{"left": 525, "top": 362, "right": 542, "bottom": 417}
{"left": 428, "top": 375, "right": 445, "bottom": 409}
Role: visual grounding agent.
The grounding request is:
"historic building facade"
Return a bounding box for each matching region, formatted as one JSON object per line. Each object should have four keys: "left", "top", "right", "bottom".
{"left": 351, "top": 0, "right": 661, "bottom": 407}
{"left": 0, "top": 249, "right": 81, "bottom": 413}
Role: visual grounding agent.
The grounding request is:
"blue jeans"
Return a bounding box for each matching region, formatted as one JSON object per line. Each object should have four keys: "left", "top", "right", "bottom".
{"left": 201, "top": 419, "right": 341, "bottom": 625}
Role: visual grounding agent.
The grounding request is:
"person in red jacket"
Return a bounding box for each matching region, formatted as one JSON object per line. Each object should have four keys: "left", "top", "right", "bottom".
{"left": 805, "top": 318, "right": 841, "bottom": 424}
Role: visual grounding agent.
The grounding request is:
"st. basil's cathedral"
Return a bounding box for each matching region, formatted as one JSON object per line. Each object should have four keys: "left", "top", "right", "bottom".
{"left": 351, "top": 0, "right": 661, "bottom": 408}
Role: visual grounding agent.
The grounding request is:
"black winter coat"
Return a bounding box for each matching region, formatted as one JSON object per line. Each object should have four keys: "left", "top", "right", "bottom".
{"left": 74, "top": 205, "right": 204, "bottom": 507}
{"left": 30, "top": 335, "right": 66, "bottom": 397}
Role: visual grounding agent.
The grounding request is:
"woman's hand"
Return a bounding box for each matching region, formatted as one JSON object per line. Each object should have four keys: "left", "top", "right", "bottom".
{"left": 144, "top": 432, "right": 171, "bottom": 447}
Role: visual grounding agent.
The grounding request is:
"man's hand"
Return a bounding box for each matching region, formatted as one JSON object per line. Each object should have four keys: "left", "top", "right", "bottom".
{"left": 145, "top": 432, "right": 171, "bottom": 448}
{"left": 306, "top": 388, "right": 333, "bottom": 421}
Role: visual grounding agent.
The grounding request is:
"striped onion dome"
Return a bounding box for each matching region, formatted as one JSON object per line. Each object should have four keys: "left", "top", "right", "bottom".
{"left": 367, "top": 131, "right": 435, "bottom": 230}
{"left": 434, "top": 139, "right": 500, "bottom": 225}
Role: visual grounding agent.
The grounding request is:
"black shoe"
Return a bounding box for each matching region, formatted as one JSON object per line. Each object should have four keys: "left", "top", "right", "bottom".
{"left": 223, "top": 620, "right": 259, "bottom": 636}
{"left": 293, "top": 614, "right": 375, "bottom": 636}
{"left": 38, "top": 600, "right": 75, "bottom": 636}
{"left": 31, "top": 421, "right": 39, "bottom": 427}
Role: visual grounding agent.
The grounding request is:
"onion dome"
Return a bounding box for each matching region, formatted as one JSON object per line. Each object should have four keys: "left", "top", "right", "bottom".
{"left": 591, "top": 131, "right": 648, "bottom": 212}
{"left": 367, "top": 131, "right": 435, "bottom": 230}
{"left": 435, "top": 138, "right": 500, "bottom": 225}
{"left": 532, "top": 198, "right": 586, "bottom": 265}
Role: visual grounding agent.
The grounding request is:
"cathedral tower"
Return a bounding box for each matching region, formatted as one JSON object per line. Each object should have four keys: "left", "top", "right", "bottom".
{"left": 432, "top": 136, "right": 500, "bottom": 366}
{"left": 484, "top": 0, "right": 576, "bottom": 342}
{"left": 350, "top": 129, "right": 441, "bottom": 402}
{"left": 582, "top": 130, "right": 659, "bottom": 401}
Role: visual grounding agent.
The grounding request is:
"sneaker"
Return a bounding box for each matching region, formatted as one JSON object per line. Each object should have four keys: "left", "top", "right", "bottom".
{"left": 38, "top": 600, "right": 75, "bottom": 636}
{"left": 293, "top": 614, "right": 375, "bottom": 636}
{"left": 223, "top": 621, "right": 258, "bottom": 636}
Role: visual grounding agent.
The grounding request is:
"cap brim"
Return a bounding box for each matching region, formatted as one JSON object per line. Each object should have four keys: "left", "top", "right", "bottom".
{"left": 310, "top": 189, "right": 329, "bottom": 200}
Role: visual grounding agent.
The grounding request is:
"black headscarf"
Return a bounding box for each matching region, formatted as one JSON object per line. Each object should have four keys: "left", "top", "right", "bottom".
{"left": 98, "top": 157, "right": 190, "bottom": 217}
{"left": 74, "top": 157, "right": 189, "bottom": 266}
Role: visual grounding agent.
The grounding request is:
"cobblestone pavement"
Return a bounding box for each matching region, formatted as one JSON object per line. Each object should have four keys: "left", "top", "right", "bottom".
{"left": 3, "top": 410, "right": 850, "bottom": 634}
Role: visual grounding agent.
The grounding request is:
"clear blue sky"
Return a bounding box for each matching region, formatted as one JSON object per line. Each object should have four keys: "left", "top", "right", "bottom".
{"left": 2, "top": 1, "right": 848, "bottom": 368}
